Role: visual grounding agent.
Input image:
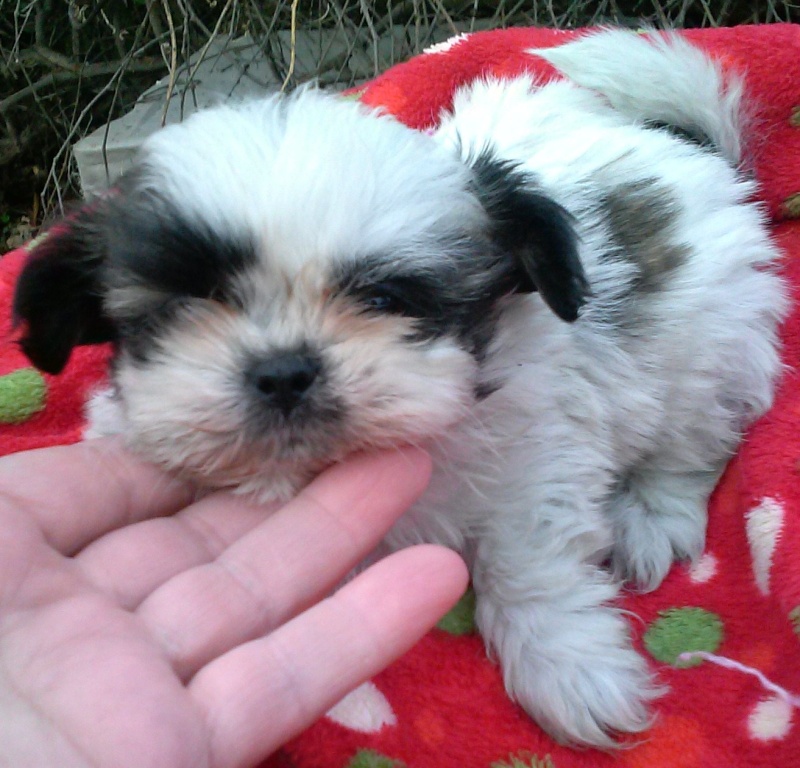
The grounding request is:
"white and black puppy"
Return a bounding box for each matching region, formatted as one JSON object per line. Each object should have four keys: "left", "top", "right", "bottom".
{"left": 13, "top": 30, "right": 788, "bottom": 747}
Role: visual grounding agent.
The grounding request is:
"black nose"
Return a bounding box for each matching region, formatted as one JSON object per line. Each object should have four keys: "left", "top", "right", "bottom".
{"left": 247, "top": 352, "right": 321, "bottom": 415}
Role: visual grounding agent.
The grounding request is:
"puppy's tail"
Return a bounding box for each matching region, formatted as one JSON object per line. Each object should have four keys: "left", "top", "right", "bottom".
{"left": 530, "top": 30, "right": 746, "bottom": 167}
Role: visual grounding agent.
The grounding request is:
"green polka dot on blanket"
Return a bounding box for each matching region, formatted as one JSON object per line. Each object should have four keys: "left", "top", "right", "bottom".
{"left": 644, "top": 607, "right": 724, "bottom": 668}
{"left": 0, "top": 368, "right": 46, "bottom": 424}
{"left": 346, "top": 750, "right": 405, "bottom": 768}
{"left": 436, "top": 588, "right": 476, "bottom": 635}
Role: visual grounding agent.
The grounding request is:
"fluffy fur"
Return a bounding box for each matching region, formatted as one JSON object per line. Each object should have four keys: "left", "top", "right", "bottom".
{"left": 13, "top": 30, "right": 788, "bottom": 747}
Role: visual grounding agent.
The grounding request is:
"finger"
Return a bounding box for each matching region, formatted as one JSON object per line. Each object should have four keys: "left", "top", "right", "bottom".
{"left": 76, "top": 494, "right": 277, "bottom": 609}
{"left": 190, "top": 545, "right": 469, "bottom": 768}
{"left": 136, "top": 447, "right": 432, "bottom": 681}
{"left": 0, "top": 439, "right": 195, "bottom": 554}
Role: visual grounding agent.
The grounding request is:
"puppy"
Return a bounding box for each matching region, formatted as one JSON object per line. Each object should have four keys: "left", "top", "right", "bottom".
{"left": 13, "top": 30, "right": 788, "bottom": 747}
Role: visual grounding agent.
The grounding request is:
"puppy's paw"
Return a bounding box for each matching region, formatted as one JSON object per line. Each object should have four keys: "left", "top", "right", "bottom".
{"left": 608, "top": 473, "right": 710, "bottom": 591}
{"left": 610, "top": 508, "right": 702, "bottom": 591}
{"left": 512, "top": 636, "right": 660, "bottom": 747}
{"left": 482, "top": 599, "right": 663, "bottom": 747}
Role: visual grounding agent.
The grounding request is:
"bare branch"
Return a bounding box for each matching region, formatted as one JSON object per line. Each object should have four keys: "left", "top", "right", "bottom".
{"left": 159, "top": 0, "right": 179, "bottom": 127}
{"left": 0, "top": 56, "right": 166, "bottom": 114}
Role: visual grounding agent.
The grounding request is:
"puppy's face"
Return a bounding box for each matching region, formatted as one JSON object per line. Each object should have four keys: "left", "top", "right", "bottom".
{"left": 14, "top": 89, "right": 587, "bottom": 499}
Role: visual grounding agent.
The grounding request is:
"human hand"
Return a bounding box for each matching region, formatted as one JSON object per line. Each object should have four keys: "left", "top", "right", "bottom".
{"left": 0, "top": 439, "right": 467, "bottom": 768}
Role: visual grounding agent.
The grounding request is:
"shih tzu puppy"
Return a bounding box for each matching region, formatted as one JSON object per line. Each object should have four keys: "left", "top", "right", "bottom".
{"left": 13, "top": 30, "right": 788, "bottom": 747}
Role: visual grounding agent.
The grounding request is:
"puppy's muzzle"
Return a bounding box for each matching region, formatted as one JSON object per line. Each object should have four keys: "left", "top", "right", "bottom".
{"left": 246, "top": 351, "right": 321, "bottom": 416}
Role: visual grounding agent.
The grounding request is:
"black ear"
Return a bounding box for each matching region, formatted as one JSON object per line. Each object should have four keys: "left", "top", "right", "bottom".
{"left": 472, "top": 152, "right": 589, "bottom": 322}
{"left": 13, "top": 206, "right": 116, "bottom": 374}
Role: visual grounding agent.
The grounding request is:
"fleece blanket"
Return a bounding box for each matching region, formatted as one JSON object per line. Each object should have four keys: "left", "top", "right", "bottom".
{"left": 2, "top": 23, "right": 800, "bottom": 768}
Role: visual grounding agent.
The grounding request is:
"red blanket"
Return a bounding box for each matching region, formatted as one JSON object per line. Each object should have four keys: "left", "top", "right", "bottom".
{"left": 2, "top": 24, "right": 800, "bottom": 768}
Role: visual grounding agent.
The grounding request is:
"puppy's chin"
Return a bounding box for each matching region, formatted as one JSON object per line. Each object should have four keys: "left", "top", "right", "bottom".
{"left": 180, "top": 451, "right": 335, "bottom": 504}
{"left": 83, "top": 384, "right": 335, "bottom": 501}
{"left": 125, "top": 425, "right": 427, "bottom": 504}
{"left": 103, "top": 374, "right": 464, "bottom": 504}
{"left": 100, "top": 373, "right": 475, "bottom": 505}
{"left": 122, "top": 422, "right": 347, "bottom": 503}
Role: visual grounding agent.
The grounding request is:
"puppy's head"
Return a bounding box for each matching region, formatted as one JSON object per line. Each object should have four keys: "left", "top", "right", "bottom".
{"left": 14, "top": 88, "right": 587, "bottom": 498}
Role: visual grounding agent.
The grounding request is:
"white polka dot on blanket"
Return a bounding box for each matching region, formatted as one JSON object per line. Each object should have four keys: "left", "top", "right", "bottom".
{"left": 686, "top": 552, "right": 718, "bottom": 584}
{"left": 748, "top": 695, "right": 795, "bottom": 741}
{"left": 326, "top": 681, "right": 397, "bottom": 733}
{"left": 745, "top": 497, "right": 785, "bottom": 596}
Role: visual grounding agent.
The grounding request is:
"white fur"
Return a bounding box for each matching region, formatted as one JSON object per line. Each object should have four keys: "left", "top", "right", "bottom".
{"left": 84, "top": 31, "right": 788, "bottom": 747}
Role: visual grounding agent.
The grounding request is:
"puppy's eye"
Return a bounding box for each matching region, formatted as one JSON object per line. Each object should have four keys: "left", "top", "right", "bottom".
{"left": 357, "top": 281, "right": 427, "bottom": 317}
{"left": 345, "top": 275, "right": 442, "bottom": 320}
{"left": 188, "top": 286, "right": 243, "bottom": 310}
{"left": 361, "top": 289, "right": 401, "bottom": 313}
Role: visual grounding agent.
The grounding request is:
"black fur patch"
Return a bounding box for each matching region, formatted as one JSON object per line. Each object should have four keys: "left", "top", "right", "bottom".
{"left": 341, "top": 269, "right": 458, "bottom": 339}
{"left": 336, "top": 244, "right": 508, "bottom": 361}
{"left": 12, "top": 182, "right": 259, "bottom": 373}
{"left": 474, "top": 379, "right": 502, "bottom": 401}
{"left": 104, "top": 193, "right": 256, "bottom": 306}
{"left": 100, "top": 193, "right": 258, "bottom": 364}
{"left": 13, "top": 208, "right": 116, "bottom": 374}
{"left": 470, "top": 150, "right": 589, "bottom": 322}
{"left": 645, "top": 120, "right": 715, "bottom": 151}
{"left": 114, "top": 298, "right": 192, "bottom": 364}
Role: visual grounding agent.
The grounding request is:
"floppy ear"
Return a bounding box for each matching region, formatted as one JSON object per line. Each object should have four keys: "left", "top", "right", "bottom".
{"left": 13, "top": 205, "right": 116, "bottom": 374}
{"left": 472, "top": 152, "right": 589, "bottom": 321}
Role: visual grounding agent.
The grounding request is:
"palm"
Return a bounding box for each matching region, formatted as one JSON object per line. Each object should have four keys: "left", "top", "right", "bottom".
{"left": 1, "top": 571, "right": 205, "bottom": 767}
{"left": 0, "top": 440, "right": 466, "bottom": 768}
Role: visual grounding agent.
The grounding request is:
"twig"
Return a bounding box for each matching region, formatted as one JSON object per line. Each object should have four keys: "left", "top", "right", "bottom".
{"left": 67, "top": 0, "right": 81, "bottom": 59}
{"left": 145, "top": 0, "right": 165, "bottom": 41}
{"left": 34, "top": 0, "right": 48, "bottom": 47}
{"left": 281, "top": 0, "right": 300, "bottom": 91}
{"left": 183, "top": 0, "right": 236, "bottom": 93}
{"left": 160, "top": 0, "right": 179, "bottom": 127}
{"left": 359, "top": 0, "right": 380, "bottom": 76}
{"left": 0, "top": 57, "right": 166, "bottom": 114}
